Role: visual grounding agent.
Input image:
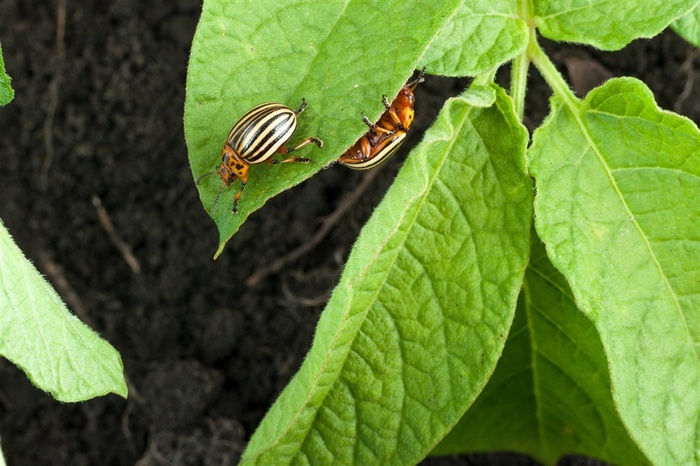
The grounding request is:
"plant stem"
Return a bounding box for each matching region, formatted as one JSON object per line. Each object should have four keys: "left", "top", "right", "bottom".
{"left": 528, "top": 38, "right": 581, "bottom": 111}
{"left": 473, "top": 68, "right": 497, "bottom": 87}
{"left": 510, "top": 53, "right": 529, "bottom": 122}
{"left": 511, "top": 0, "right": 534, "bottom": 121}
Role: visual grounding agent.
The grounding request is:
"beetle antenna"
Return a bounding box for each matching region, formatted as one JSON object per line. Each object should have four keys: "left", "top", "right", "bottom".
{"left": 209, "top": 184, "right": 225, "bottom": 215}
{"left": 196, "top": 170, "right": 218, "bottom": 185}
{"left": 196, "top": 170, "right": 223, "bottom": 214}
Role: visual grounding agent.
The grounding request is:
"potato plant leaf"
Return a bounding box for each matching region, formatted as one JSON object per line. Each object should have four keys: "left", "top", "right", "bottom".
{"left": 534, "top": 0, "right": 699, "bottom": 50}
{"left": 185, "top": 0, "right": 462, "bottom": 257}
{"left": 672, "top": 3, "right": 700, "bottom": 47}
{"left": 0, "top": 42, "right": 13, "bottom": 106}
{"left": 528, "top": 77, "right": 700, "bottom": 466}
{"left": 0, "top": 222, "right": 127, "bottom": 402}
{"left": 421, "top": 0, "right": 528, "bottom": 76}
{"left": 432, "top": 235, "right": 649, "bottom": 465}
{"left": 240, "top": 85, "right": 532, "bottom": 464}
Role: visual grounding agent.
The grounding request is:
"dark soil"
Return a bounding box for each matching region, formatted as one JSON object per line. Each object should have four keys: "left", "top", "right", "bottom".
{"left": 1, "top": 1, "right": 698, "bottom": 465}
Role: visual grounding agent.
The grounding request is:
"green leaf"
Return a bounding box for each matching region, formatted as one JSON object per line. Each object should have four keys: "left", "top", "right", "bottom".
{"left": 0, "top": 42, "right": 14, "bottom": 106}
{"left": 421, "top": 0, "right": 528, "bottom": 76}
{"left": 0, "top": 221, "right": 127, "bottom": 402}
{"left": 241, "top": 85, "right": 532, "bottom": 464}
{"left": 185, "top": 0, "right": 462, "bottom": 257}
{"left": 432, "top": 235, "right": 649, "bottom": 465}
{"left": 672, "top": 3, "right": 700, "bottom": 47}
{"left": 528, "top": 77, "right": 700, "bottom": 466}
{"left": 462, "top": 84, "right": 497, "bottom": 108}
{"left": 534, "top": 0, "right": 699, "bottom": 50}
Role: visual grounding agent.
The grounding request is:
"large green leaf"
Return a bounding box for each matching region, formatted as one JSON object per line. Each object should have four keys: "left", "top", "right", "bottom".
{"left": 534, "top": 0, "right": 699, "bottom": 50}
{"left": 0, "top": 42, "right": 13, "bottom": 106}
{"left": 528, "top": 77, "right": 700, "bottom": 466}
{"left": 241, "top": 85, "right": 532, "bottom": 464}
{"left": 421, "top": 0, "right": 528, "bottom": 76}
{"left": 0, "top": 221, "right": 127, "bottom": 402}
{"left": 672, "top": 3, "right": 700, "bottom": 47}
{"left": 432, "top": 235, "right": 649, "bottom": 465}
{"left": 185, "top": 0, "right": 462, "bottom": 257}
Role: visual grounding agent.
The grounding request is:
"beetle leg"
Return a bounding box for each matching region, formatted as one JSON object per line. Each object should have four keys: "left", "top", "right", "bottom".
{"left": 295, "top": 98, "right": 308, "bottom": 114}
{"left": 372, "top": 125, "right": 396, "bottom": 136}
{"left": 359, "top": 137, "right": 372, "bottom": 161}
{"left": 273, "top": 136, "right": 323, "bottom": 163}
{"left": 386, "top": 107, "right": 403, "bottom": 128}
{"left": 382, "top": 95, "right": 391, "bottom": 109}
{"left": 361, "top": 112, "right": 396, "bottom": 140}
{"left": 279, "top": 136, "right": 323, "bottom": 153}
{"left": 230, "top": 168, "right": 251, "bottom": 214}
{"left": 231, "top": 181, "right": 246, "bottom": 214}
{"left": 271, "top": 156, "right": 310, "bottom": 164}
{"left": 407, "top": 67, "right": 426, "bottom": 89}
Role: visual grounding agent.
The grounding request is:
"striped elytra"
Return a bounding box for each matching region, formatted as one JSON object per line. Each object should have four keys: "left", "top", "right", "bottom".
{"left": 341, "top": 131, "right": 406, "bottom": 170}
{"left": 227, "top": 103, "right": 297, "bottom": 164}
{"left": 338, "top": 68, "right": 425, "bottom": 170}
{"left": 196, "top": 99, "right": 323, "bottom": 214}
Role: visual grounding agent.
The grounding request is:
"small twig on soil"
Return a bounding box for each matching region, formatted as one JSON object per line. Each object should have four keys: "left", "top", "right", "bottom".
{"left": 674, "top": 47, "right": 699, "bottom": 113}
{"left": 245, "top": 166, "right": 385, "bottom": 287}
{"left": 121, "top": 376, "right": 143, "bottom": 447}
{"left": 92, "top": 195, "right": 142, "bottom": 274}
{"left": 40, "top": 0, "right": 67, "bottom": 191}
{"left": 280, "top": 277, "right": 330, "bottom": 307}
{"left": 120, "top": 401, "right": 134, "bottom": 443}
{"left": 37, "top": 249, "right": 93, "bottom": 326}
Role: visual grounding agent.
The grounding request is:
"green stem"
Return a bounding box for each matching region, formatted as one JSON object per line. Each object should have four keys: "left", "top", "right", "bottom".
{"left": 473, "top": 68, "right": 497, "bottom": 87}
{"left": 510, "top": 0, "right": 534, "bottom": 121}
{"left": 528, "top": 38, "right": 581, "bottom": 111}
{"left": 510, "top": 53, "right": 529, "bottom": 122}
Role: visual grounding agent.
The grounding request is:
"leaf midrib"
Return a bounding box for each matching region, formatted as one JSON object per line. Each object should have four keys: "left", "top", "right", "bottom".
{"left": 557, "top": 90, "right": 700, "bottom": 368}
{"left": 262, "top": 96, "right": 475, "bottom": 463}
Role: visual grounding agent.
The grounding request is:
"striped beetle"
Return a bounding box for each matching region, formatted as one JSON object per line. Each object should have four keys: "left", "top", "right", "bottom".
{"left": 338, "top": 68, "right": 425, "bottom": 170}
{"left": 197, "top": 100, "right": 323, "bottom": 214}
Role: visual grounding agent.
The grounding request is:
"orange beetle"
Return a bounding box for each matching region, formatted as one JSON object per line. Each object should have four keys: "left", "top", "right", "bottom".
{"left": 338, "top": 68, "right": 425, "bottom": 169}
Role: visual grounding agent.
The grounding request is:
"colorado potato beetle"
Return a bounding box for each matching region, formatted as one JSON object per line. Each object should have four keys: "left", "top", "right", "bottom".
{"left": 338, "top": 68, "right": 425, "bottom": 170}
{"left": 197, "top": 99, "right": 323, "bottom": 214}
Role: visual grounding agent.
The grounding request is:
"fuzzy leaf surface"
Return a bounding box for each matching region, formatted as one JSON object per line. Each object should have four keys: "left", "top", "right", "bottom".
{"left": 185, "top": 0, "right": 462, "bottom": 257}
{"left": 534, "top": 0, "right": 699, "bottom": 50}
{"left": 528, "top": 77, "right": 700, "bottom": 466}
{"left": 0, "top": 222, "right": 127, "bottom": 402}
{"left": 672, "top": 3, "right": 700, "bottom": 47}
{"left": 422, "top": 0, "right": 528, "bottom": 76}
{"left": 432, "top": 236, "right": 649, "bottom": 465}
{"left": 241, "top": 85, "right": 532, "bottom": 464}
{"left": 0, "top": 43, "right": 13, "bottom": 106}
